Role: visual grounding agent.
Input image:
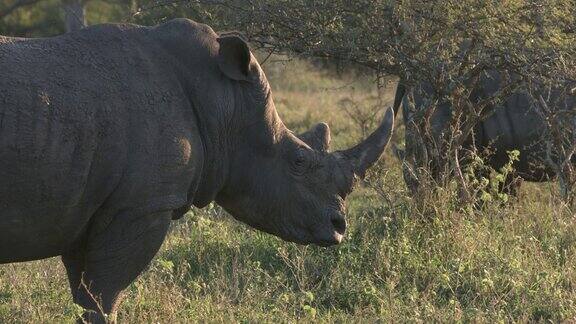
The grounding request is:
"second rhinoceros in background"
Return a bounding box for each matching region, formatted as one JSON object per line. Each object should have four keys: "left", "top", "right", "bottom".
{"left": 393, "top": 72, "right": 575, "bottom": 195}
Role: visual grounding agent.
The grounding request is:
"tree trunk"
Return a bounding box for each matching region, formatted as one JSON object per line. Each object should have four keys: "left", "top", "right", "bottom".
{"left": 63, "top": 0, "right": 85, "bottom": 33}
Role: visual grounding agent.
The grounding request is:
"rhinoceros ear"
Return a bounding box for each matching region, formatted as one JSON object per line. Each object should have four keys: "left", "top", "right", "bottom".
{"left": 298, "top": 123, "right": 331, "bottom": 152}
{"left": 217, "top": 34, "right": 252, "bottom": 81}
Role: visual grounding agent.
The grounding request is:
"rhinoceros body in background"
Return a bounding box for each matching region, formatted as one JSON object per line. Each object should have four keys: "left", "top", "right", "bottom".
{"left": 393, "top": 72, "right": 575, "bottom": 194}
{"left": 0, "top": 19, "right": 394, "bottom": 322}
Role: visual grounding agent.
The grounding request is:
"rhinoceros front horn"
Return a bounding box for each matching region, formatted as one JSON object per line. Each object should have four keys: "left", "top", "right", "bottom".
{"left": 337, "top": 107, "right": 395, "bottom": 178}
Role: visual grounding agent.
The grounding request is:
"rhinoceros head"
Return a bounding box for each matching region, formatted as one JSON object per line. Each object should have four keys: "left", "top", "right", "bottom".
{"left": 211, "top": 34, "right": 394, "bottom": 246}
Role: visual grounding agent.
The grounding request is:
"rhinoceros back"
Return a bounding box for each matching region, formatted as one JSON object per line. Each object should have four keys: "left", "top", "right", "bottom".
{"left": 0, "top": 25, "right": 199, "bottom": 261}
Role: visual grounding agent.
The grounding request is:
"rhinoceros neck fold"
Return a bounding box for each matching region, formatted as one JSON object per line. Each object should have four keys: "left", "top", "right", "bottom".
{"left": 190, "top": 117, "right": 229, "bottom": 209}
{"left": 186, "top": 87, "right": 231, "bottom": 209}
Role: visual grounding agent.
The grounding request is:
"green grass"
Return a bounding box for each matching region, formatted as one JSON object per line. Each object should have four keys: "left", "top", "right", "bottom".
{"left": 1, "top": 59, "right": 575, "bottom": 323}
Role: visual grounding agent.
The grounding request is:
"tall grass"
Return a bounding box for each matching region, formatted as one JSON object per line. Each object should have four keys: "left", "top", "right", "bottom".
{"left": 1, "top": 59, "right": 575, "bottom": 323}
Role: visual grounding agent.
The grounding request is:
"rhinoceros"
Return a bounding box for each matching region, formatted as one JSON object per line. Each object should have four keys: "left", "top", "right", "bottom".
{"left": 0, "top": 19, "right": 394, "bottom": 322}
{"left": 393, "top": 72, "right": 575, "bottom": 195}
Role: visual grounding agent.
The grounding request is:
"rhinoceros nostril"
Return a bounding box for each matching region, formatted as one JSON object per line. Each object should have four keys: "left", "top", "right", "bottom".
{"left": 331, "top": 215, "right": 346, "bottom": 235}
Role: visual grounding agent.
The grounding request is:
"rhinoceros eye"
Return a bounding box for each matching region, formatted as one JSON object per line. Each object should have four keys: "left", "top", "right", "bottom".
{"left": 291, "top": 147, "right": 309, "bottom": 175}
{"left": 295, "top": 149, "right": 306, "bottom": 166}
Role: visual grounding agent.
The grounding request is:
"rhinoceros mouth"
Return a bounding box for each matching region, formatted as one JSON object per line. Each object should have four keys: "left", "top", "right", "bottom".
{"left": 313, "top": 231, "right": 344, "bottom": 247}
{"left": 276, "top": 208, "right": 347, "bottom": 246}
{"left": 281, "top": 230, "right": 343, "bottom": 247}
{"left": 273, "top": 218, "right": 343, "bottom": 246}
{"left": 293, "top": 218, "right": 345, "bottom": 247}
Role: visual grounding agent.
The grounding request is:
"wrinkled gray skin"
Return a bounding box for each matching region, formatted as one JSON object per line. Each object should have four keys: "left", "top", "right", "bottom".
{"left": 394, "top": 72, "right": 575, "bottom": 194}
{"left": 0, "top": 19, "right": 394, "bottom": 322}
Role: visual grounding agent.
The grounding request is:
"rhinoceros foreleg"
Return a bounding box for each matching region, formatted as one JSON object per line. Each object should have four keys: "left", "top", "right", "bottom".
{"left": 61, "top": 210, "right": 172, "bottom": 323}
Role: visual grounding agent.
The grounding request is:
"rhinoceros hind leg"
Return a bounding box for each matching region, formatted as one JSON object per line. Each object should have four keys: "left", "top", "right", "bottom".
{"left": 62, "top": 210, "right": 172, "bottom": 323}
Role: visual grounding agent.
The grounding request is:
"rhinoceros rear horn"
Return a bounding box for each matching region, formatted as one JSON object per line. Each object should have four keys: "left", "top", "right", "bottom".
{"left": 298, "top": 123, "right": 331, "bottom": 152}
{"left": 338, "top": 107, "right": 394, "bottom": 178}
{"left": 217, "top": 33, "right": 252, "bottom": 81}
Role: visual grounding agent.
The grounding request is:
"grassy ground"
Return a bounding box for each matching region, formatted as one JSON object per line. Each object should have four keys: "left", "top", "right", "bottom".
{"left": 1, "top": 59, "right": 575, "bottom": 323}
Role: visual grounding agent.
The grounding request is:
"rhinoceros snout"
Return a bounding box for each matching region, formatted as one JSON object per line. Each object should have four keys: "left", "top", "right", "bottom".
{"left": 315, "top": 233, "right": 343, "bottom": 247}
{"left": 312, "top": 212, "right": 346, "bottom": 247}
{"left": 331, "top": 213, "right": 346, "bottom": 236}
